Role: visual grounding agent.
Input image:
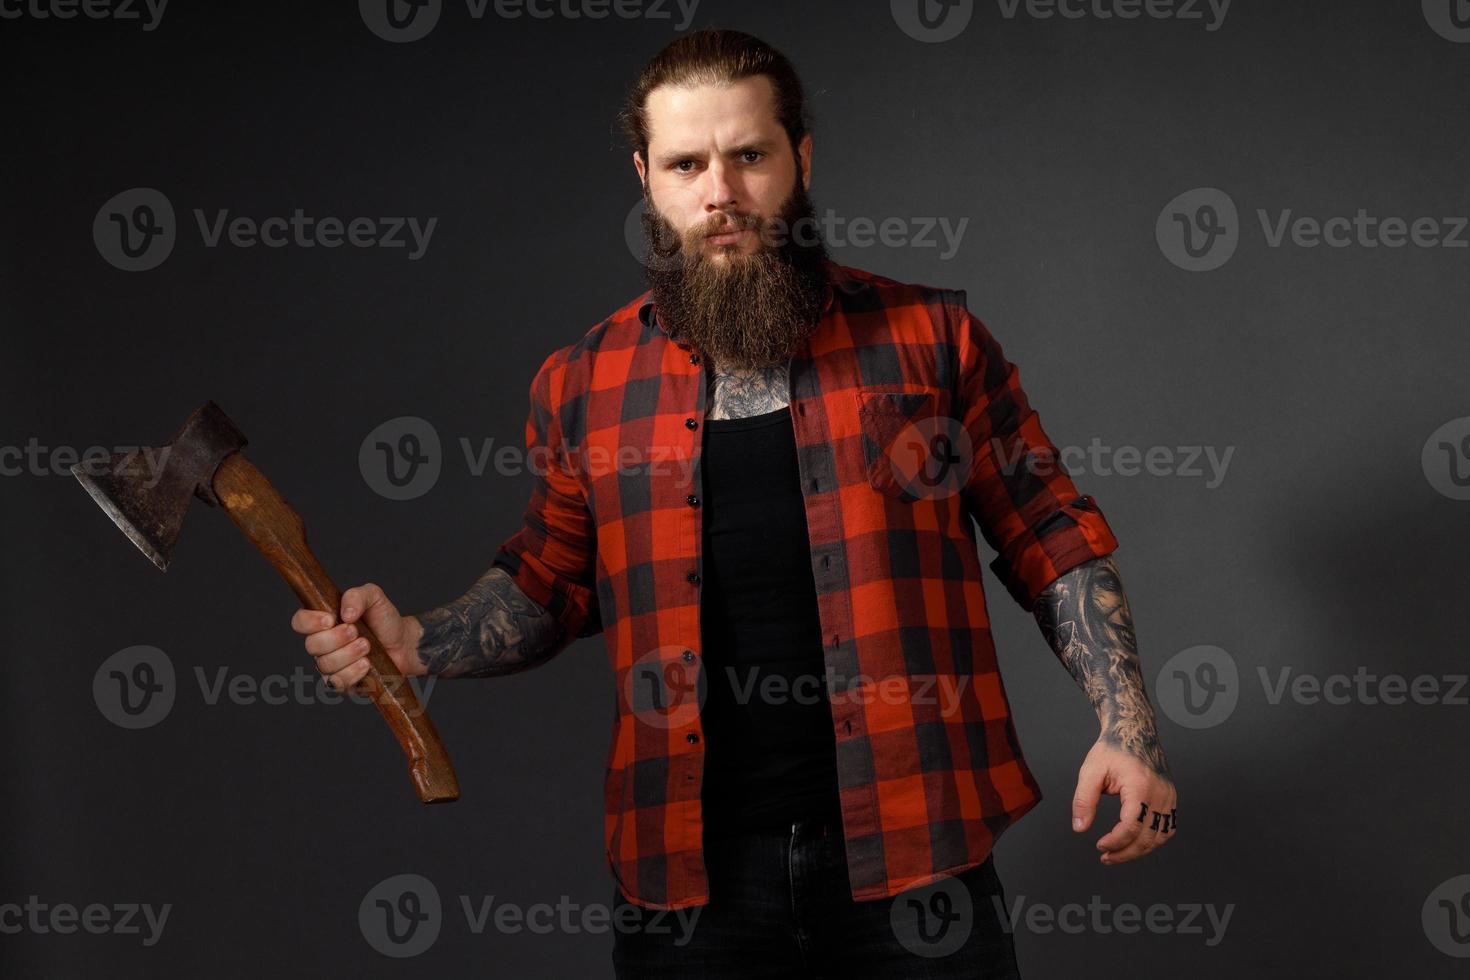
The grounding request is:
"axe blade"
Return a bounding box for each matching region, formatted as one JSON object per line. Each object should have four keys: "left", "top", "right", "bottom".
{"left": 70, "top": 401, "right": 249, "bottom": 571}
{"left": 71, "top": 451, "right": 185, "bottom": 571}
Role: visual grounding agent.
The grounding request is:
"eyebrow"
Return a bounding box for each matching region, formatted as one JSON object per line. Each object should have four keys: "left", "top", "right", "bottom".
{"left": 652, "top": 138, "right": 779, "bottom": 168}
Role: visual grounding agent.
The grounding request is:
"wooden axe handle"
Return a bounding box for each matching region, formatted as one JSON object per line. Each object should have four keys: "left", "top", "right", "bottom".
{"left": 211, "top": 452, "right": 460, "bottom": 804}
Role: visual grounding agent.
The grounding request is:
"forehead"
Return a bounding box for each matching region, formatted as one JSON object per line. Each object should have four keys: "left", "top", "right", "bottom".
{"left": 644, "top": 75, "right": 783, "bottom": 148}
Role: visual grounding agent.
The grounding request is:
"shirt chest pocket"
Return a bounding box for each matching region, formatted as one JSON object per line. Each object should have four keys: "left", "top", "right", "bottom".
{"left": 855, "top": 387, "right": 970, "bottom": 504}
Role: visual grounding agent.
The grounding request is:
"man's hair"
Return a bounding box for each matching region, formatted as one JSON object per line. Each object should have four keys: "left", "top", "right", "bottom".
{"left": 619, "top": 29, "right": 811, "bottom": 166}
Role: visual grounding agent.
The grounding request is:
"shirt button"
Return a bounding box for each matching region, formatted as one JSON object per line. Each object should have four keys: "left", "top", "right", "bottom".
{"left": 682, "top": 650, "right": 695, "bottom": 662}
{"left": 686, "top": 494, "right": 700, "bottom": 507}
{"left": 686, "top": 732, "right": 699, "bottom": 744}
{"left": 685, "top": 418, "right": 698, "bottom": 430}
{"left": 686, "top": 571, "right": 701, "bottom": 584}
{"left": 689, "top": 353, "right": 700, "bottom": 364}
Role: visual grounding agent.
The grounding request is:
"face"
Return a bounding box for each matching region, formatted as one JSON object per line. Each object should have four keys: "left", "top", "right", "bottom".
{"left": 633, "top": 75, "right": 812, "bottom": 263}
{"left": 631, "top": 74, "right": 829, "bottom": 370}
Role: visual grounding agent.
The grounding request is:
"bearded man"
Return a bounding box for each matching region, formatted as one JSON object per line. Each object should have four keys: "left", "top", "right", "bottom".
{"left": 292, "top": 28, "right": 1178, "bottom": 978}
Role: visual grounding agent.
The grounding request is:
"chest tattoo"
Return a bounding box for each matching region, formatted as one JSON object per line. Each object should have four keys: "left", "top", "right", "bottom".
{"left": 704, "top": 359, "right": 792, "bottom": 420}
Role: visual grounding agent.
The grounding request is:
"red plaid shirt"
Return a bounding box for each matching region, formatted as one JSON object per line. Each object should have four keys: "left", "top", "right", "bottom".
{"left": 491, "top": 259, "right": 1119, "bottom": 909}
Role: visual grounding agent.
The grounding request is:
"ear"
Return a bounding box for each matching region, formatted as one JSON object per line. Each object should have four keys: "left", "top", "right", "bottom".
{"left": 797, "top": 133, "right": 813, "bottom": 191}
{"left": 633, "top": 150, "right": 647, "bottom": 188}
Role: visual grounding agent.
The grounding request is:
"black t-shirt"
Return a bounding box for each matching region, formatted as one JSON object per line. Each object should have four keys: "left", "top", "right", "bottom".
{"left": 697, "top": 405, "right": 842, "bottom": 838}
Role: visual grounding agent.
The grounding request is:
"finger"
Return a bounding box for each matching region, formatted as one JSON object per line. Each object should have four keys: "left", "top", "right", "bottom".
{"left": 1072, "top": 761, "right": 1107, "bottom": 833}
{"left": 313, "top": 636, "right": 372, "bottom": 677}
{"left": 1105, "top": 794, "right": 1174, "bottom": 865}
{"left": 325, "top": 656, "right": 373, "bottom": 694}
{"left": 340, "top": 583, "right": 386, "bottom": 625}
{"left": 291, "top": 608, "right": 336, "bottom": 634}
{"left": 1095, "top": 781, "right": 1148, "bottom": 854}
{"left": 303, "top": 622, "right": 359, "bottom": 657}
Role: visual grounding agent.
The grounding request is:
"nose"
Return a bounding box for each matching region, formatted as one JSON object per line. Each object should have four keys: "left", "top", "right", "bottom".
{"left": 702, "top": 159, "right": 739, "bottom": 215}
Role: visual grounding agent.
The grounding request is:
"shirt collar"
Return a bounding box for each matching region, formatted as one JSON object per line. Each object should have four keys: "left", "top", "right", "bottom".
{"left": 636, "top": 257, "right": 863, "bottom": 340}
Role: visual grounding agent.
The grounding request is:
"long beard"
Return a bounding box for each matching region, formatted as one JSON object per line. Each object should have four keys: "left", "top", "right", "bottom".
{"left": 641, "top": 179, "right": 830, "bottom": 370}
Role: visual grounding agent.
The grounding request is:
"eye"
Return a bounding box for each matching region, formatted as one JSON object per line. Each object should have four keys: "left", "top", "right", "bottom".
{"left": 740, "top": 151, "right": 763, "bottom": 164}
{"left": 673, "top": 160, "right": 697, "bottom": 173}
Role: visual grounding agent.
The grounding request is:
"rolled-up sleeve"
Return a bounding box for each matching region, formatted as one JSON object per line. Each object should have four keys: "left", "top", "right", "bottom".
{"left": 490, "top": 346, "right": 602, "bottom": 640}
{"left": 947, "top": 290, "right": 1120, "bottom": 612}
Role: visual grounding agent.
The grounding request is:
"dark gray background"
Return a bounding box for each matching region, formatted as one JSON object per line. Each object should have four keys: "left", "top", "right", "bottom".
{"left": 3, "top": 0, "right": 1467, "bottom": 976}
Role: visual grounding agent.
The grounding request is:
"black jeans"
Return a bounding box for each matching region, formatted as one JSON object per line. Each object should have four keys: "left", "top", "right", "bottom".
{"left": 611, "top": 813, "right": 1023, "bottom": 978}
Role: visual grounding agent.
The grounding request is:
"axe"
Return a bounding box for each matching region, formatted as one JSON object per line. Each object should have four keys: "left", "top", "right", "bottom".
{"left": 71, "top": 401, "right": 460, "bottom": 804}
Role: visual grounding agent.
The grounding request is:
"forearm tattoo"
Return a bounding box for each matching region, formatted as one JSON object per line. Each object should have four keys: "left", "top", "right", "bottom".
{"left": 706, "top": 359, "right": 791, "bottom": 420}
{"left": 414, "top": 566, "right": 566, "bottom": 678}
{"left": 1032, "top": 555, "right": 1171, "bottom": 777}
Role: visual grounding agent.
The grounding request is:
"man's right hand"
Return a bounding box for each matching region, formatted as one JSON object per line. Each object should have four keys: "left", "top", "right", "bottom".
{"left": 291, "top": 582, "right": 427, "bottom": 690}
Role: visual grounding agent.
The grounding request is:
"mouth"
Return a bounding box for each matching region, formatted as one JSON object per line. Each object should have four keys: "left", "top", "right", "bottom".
{"left": 704, "top": 226, "right": 750, "bottom": 246}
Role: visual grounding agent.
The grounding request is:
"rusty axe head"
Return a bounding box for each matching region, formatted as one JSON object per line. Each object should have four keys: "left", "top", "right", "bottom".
{"left": 70, "top": 401, "right": 247, "bottom": 571}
